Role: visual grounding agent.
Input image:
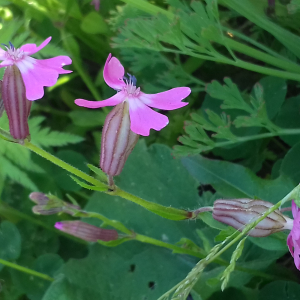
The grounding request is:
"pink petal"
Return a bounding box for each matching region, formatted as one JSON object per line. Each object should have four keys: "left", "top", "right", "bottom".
{"left": 36, "top": 56, "right": 72, "bottom": 74}
{"left": 287, "top": 233, "right": 294, "bottom": 255}
{"left": 16, "top": 61, "right": 58, "bottom": 101}
{"left": 103, "top": 53, "right": 126, "bottom": 90}
{"left": 0, "top": 60, "right": 14, "bottom": 68}
{"left": 75, "top": 92, "right": 125, "bottom": 109}
{"left": 292, "top": 200, "right": 299, "bottom": 219}
{"left": 294, "top": 244, "right": 300, "bottom": 270}
{"left": 16, "top": 56, "right": 72, "bottom": 100}
{"left": 20, "top": 37, "right": 52, "bottom": 55}
{"left": 139, "top": 87, "right": 191, "bottom": 110}
{"left": 128, "top": 98, "right": 169, "bottom": 136}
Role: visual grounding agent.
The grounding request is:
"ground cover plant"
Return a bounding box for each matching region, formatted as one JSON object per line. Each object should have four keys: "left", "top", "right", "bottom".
{"left": 1, "top": 0, "right": 300, "bottom": 299}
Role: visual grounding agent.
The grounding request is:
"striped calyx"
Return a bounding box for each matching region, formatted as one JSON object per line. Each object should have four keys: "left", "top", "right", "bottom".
{"left": 2, "top": 65, "right": 32, "bottom": 140}
{"left": 100, "top": 101, "right": 139, "bottom": 176}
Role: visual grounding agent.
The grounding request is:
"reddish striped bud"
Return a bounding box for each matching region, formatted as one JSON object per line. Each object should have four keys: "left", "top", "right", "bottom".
{"left": 2, "top": 65, "right": 32, "bottom": 140}
{"left": 55, "top": 221, "right": 119, "bottom": 242}
{"left": 0, "top": 80, "right": 4, "bottom": 118}
{"left": 213, "top": 199, "right": 292, "bottom": 237}
{"left": 100, "top": 101, "right": 139, "bottom": 176}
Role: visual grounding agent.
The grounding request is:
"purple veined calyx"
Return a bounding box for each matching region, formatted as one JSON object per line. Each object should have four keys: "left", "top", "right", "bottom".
{"left": 0, "top": 80, "right": 4, "bottom": 118}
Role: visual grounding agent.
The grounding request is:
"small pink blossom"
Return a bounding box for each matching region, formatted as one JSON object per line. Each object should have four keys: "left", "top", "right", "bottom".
{"left": 0, "top": 37, "right": 72, "bottom": 101}
{"left": 75, "top": 54, "right": 191, "bottom": 136}
{"left": 91, "top": 0, "right": 100, "bottom": 11}
{"left": 287, "top": 200, "right": 300, "bottom": 270}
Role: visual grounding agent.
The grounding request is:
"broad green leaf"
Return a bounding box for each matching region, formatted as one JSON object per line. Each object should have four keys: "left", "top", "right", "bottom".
{"left": 255, "top": 77, "right": 286, "bottom": 120}
{"left": 249, "top": 232, "right": 288, "bottom": 251}
{"left": 275, "top": 96, "right": 300, "bottom": 146}
{"left": 44, "top": 243, "right": 194, "bottom": 300}
{"left": 181, "top": 155, "right": 294, "bottom": 202}
{"left": 258, "top": 280, "right": 300, "bottom": 300}
{"left": 11, "top": 254, "right": 63, "bottom": 300}
{"left": 280, "top": 141, "right": 300, "bottom": 184}
{"left": 0, "top": 221, "right": 21, "bottom": 271}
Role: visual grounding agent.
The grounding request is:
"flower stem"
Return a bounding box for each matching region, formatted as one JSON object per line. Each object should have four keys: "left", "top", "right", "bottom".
{"left": 0, "top": 258, "right": 54, "bottom": 281}
{"left": 15, "top": 137, "right": 188, "bottom": 221}
{"left": 111, "top": 187, "right": 191, "bottom": 220}
{"left": 24, "top": 140, "right": 101, "bottom": 187}
{"left": 80, "top": 208, "right": 275, "bottom": 279}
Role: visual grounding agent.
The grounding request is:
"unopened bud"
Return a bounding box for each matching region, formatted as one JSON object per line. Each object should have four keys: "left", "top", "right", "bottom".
{"left": 0, "top": 80, "right": 4, "bottom": 118}
{"left": 100, "top": 101, "right": 139, "bottom": 176}
{"left": 213, "top": 199, "right": 292, "bottom": 237}
{"left": 29, "top": 192, "right": 80, "bottom": 216}
{"left": 54, "top": 221, "right": 119, "bottom": 242}
{"left": 2, "top": 65, "right": 32, "bottom": 140}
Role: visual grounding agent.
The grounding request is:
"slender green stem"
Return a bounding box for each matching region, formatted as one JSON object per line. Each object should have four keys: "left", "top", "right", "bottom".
{"left": 24, "top": 140, "right": 101, "bottom": 187}
{"left": 0, "top": 258, "right": 54, "bottom": 281}
{"left": 186, "top": 128, "right": 300, "bottom": 154}
{"left": 13, "top": 136, "right": 188, "bottom": 221}
{"left": 76, "top": 211, "right": 132, "bottom": 234}
{"left": 222, "top": 37, "right": 300, "bottom": 74}
{"left": 111, "top": 187, "right": 190, "bottom": 220}
{"left": 81, "top": 209, "right": 274, "bottom": 279}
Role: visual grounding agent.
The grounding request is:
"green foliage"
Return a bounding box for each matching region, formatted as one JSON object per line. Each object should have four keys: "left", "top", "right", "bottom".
{"left": 0, "top": 114, "right": 83, "bottom": 190}
{"left": 1, "top": 0, "right": 300, "bottom": 299}
{"left": 0, "top": 221, "right": 21, "bottom": 271}
{"left": 175, "top": 77, "right": 287, "bottom": 157}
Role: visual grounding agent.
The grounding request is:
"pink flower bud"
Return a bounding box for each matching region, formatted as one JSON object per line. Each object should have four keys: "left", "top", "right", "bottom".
{"left": 213, "top": 199, "right": 292, "bottom": 237}
{"left": 29, "top": 192, "right": 80, "bottom": 216}
{"left": 55, "top": 221, "right": 119, "bottom": 242}
{"left": 100, "top": 101, "right": 139, "bottom": 176}
{"left": 2, "top": 65, "right": 32, "bottom": 140}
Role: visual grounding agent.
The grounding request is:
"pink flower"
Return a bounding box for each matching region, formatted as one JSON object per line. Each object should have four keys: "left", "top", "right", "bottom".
{"left": 90, "top": 0, "right": 100, "bottom": 10}
{"left": 0, "top": 37, "right": 72, "bottom": 101}
{"left": 75, "top": 54, "right": 191, "bottom": 136}
{"left": 287, "top": 200, "right": 300, "bottom": 270}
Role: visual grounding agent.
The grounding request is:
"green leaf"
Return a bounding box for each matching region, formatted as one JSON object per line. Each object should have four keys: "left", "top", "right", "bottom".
{"left": 275, "top": 96, "right": 300, "bottom": 146}
{"left": 0, "top": 221, "right": 21, "bottom": 272}
{"left": 11, "top": 254, "right": 64, "bottom": 300}
{"left": 258, "top": 281, "right": 300, "bottom": 300}
{"left": 256, "top": 77, "right": 287, "bottom": 120}
{"left": 81, "top": 11, "right": 108, "bottom": 34}
{"left": 249, "top": 232, "right": 288, "bottom": 251}
{"left": 70, "top": 176, "right": 107, "bottom": 191}
{"left": 181, "top": 155, "right": 295, "bottom": 202}
{"left": 280, "top": 141, "right": 300, "bottom": 184}
{"left": 44, "top": 243, "right": 194, "bottom": 300}
{"left": 87, "top": 164, "right": 107, "bottom": 183}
